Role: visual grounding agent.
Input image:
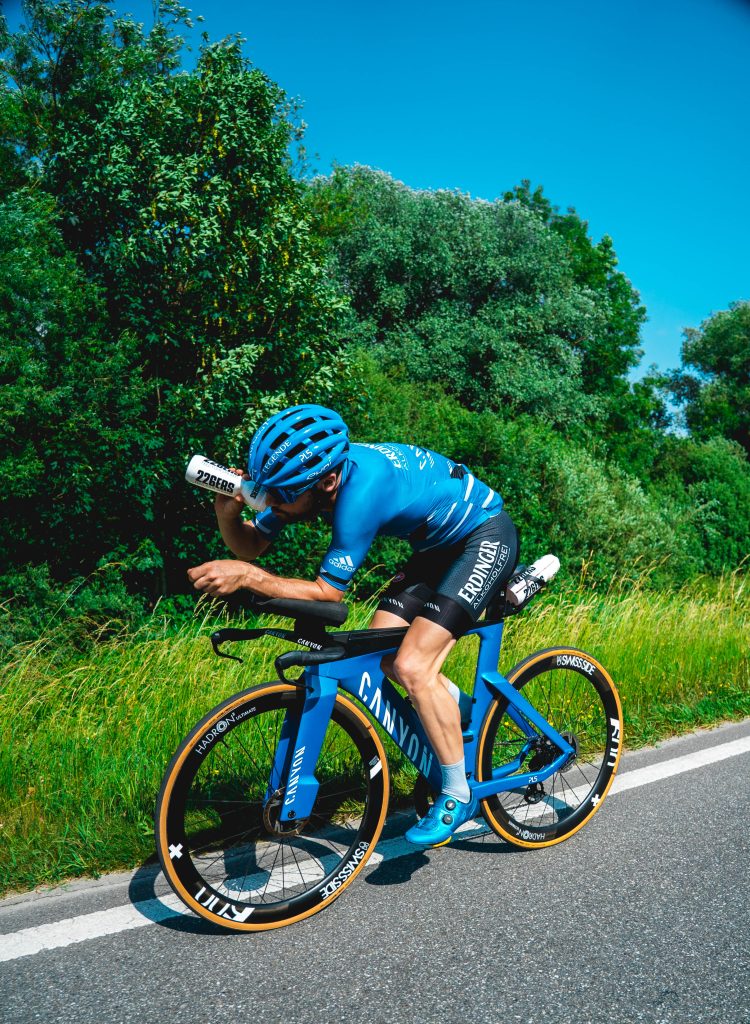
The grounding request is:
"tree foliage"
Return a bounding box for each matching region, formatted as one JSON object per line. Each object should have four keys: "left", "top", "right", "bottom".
{"left": 311, "top": 167, "right": 657, "bottom": 450}
{"left": 503, "top": 180, "right": 646, "bottom": 395}
{"left": 0, "top": 191, "right": 155, "bottom": 581}
{"left": 0, "top": 2, "right": 746, "bottom": 637}
{"left": 1, "top": 0, "right": 348, "bottom": 595}
{"left": 665, "top": 302, "right": 750, "bottom": 456}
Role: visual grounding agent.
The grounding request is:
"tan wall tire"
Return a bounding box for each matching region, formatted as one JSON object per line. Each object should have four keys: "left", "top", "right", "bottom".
{"left": 155, "top": 683, "right": 389, "bottom": 930}
{"left": 477, "top": 648, "right": 623, "bottom": 849}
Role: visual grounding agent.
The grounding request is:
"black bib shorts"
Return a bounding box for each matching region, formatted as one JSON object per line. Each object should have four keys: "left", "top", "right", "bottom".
{"left": 377, "top": 510, "right": 519, "bottom": 638}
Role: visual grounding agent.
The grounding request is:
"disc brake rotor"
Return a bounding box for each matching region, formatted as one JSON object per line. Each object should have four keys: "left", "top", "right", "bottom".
{"left": 262, "top": 789, "right": 307, "bottom": 837}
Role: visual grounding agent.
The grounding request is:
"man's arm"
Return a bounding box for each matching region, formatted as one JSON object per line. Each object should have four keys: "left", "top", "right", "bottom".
{"left": 190, "top": 479, "right": 343, "bottom": 602}
{"left": 214, "top": 489, "right": 271, "bottom": 561}
{"left": 187, "top": 560, "right": 344, "bottom": 602}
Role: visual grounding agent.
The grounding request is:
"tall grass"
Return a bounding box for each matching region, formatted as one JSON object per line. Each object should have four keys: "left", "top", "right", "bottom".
{"left": 1, "top": 571, "right": 748, "bottom": 896}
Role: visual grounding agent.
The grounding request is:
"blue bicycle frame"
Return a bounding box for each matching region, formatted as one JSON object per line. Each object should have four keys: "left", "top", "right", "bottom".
{"left": 269, "top": 619, "right": 576, "bottom": 824}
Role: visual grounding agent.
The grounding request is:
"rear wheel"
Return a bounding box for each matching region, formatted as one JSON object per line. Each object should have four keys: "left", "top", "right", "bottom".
{"left": 156, "top": 682, "right": 389, "bottom": 930}
{"left": 477, "top": 648, "right": 622, "bottom": 848}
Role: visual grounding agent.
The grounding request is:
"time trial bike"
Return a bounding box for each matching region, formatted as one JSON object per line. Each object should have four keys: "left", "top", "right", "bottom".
{"left": 155, "top": 568, "right": 623, "bottom": 931}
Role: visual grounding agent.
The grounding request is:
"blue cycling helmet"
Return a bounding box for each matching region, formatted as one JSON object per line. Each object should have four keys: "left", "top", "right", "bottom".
{"left": 248, "top": 405, "right": 350, "bottom": 503}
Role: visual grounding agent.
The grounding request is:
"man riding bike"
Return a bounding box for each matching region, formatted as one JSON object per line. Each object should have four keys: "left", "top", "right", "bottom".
{"left": 188, "top": 404, "right": 519, "bottom": 848}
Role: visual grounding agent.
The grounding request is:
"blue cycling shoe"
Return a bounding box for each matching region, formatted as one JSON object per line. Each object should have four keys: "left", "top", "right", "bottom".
{"left": 404, "top": 792, "right": 479, "bottom": 849}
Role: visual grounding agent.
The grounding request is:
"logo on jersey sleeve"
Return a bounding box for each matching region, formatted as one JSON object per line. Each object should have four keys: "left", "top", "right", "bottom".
{"left": 328, "top": 553, "right": 356, "bottom": 573}
{"left": 321, "top": 550, "right": 358, "bottom": 588}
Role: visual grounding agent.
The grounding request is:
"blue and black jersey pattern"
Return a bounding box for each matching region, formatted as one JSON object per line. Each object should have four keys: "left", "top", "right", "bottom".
{"left": 253, "top": 442, "right": 502, "bottom": 591}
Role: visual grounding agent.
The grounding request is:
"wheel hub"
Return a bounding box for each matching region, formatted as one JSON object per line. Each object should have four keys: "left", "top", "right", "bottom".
{"left": 262, "top": 788, "right": 307, "bottom": 837}
{"left": 523, "top": 782, "right": 546, "bottom": 804}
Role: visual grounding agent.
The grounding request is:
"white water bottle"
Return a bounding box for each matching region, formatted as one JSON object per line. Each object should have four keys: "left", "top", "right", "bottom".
{"left": 185, "top": 455, "right": 271, "bottom": 512}
{"left": 505, "top": 554, "right": 560, "bottom": 606}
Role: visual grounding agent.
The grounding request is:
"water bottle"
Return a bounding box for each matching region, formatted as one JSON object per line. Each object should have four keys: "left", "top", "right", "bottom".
{"left": 505, "top": 554, "right": 560, "bottom": 606}
{"left": 185, "top": 455, "right": 271, "bottom": 512}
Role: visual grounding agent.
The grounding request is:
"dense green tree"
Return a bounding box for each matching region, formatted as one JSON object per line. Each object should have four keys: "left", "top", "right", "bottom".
{"left": 1, "top": 1, "right": 348, "bottom": 594}
{"left": 2, "top": 0, "right": 346, "bottom": 394}
{"left": 665, "top": 302, "right": 750, "bottom": 456}
{"left": 312, "top": 166, "right": 609, "bottom": 430}
{"left": 0, "top": 191, "right": 155, "bottom": 582}
{"left": 503, "top": 180, "right": 646, "bottom": 391}
{"left": 502, "top": 180, "right": 665, "bottom": 464}
{"left": 650, "top": 435, "right": 750, "bottom": 573}
{"left": 311, "top": 168, "right": 663, "bottom": 449}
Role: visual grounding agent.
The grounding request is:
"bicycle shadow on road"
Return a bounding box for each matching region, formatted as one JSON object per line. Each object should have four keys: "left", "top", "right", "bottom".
{"left": 124, "top": 823, "right": 522, "bottom": 927}
{"left": 364, "top": 849, "right": 430, "bottom": 887}
{"left": 364, "top": 818, "right": 520, "bottom": 888}
{"left": 126, "top": 859, "right": 235, "bottom": 937}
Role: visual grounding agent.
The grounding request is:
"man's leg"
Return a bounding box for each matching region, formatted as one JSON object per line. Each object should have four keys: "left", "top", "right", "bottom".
{"left": 372, "top": 609, "right": 467, "bottom": 772}
{"left": 377, "top": 614, "right": 477, "bottom": 846}
{"left": 370, "top": 609, "right": 470, "bottom": 723}
{"left": 389, "top": 615, "right": 462, "bottom": 765}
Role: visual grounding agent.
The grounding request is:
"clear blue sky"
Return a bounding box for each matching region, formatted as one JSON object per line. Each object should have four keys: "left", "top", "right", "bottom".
{"left": 5, "top": 0, "right": 750, "bottom": 375}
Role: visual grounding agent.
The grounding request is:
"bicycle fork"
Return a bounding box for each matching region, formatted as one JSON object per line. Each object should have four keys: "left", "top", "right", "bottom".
{"left": 265, "top": 674, "right": 339, "bottom": 826}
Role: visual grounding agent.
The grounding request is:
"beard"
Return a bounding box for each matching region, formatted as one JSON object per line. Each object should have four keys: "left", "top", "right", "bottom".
{"left": 271, "top": 489, "right": 321, "bottom": 523}
{"left": 270, "top": 476, "right": 337, "bottom": 523}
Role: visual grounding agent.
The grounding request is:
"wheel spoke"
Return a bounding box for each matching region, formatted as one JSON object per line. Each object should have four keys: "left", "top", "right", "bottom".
{"left": 480, "top": 653, "right": 621, "bottom": 845}
{"left": 158, "top": 687, "right": 388, "bottom": 927}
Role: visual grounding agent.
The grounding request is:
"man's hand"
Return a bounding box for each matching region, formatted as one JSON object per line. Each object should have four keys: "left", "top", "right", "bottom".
{"left": 214, "top": 467, "right": 247, "bottom": 522}
{"left": 187, "top": 559, "right": 255, "bottom": 597}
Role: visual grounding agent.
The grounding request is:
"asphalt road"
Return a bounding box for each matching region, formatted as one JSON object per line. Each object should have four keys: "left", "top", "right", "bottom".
{"left": 1, "top": 719, "right": 749, "bottom": 1024}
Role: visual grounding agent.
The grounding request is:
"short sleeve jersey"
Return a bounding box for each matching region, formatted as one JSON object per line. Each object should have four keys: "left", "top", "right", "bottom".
{"left": 253, "top": 442, "right": 503, "bottom": 591}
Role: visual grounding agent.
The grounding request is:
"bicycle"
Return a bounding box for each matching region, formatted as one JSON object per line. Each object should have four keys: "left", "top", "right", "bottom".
{"left": 155, "top": 567, "right": 623, "bottom": 931}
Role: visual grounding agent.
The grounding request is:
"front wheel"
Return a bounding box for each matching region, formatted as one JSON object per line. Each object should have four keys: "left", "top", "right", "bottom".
{"left": 477, "top": 647, "right": 623, "bottom": 848}
{"left": 156, "top": 682, "right": 389, "bottom": 931}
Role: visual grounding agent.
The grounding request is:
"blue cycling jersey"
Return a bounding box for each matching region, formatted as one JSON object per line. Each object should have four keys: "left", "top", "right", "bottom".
{"left": 253, "top": 442, "right": 502, "bottom": 591}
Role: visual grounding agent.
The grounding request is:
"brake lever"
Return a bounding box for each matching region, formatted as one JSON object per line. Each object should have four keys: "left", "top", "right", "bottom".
{"left": 211, "top": 630, "right": 244, "bottom": 663}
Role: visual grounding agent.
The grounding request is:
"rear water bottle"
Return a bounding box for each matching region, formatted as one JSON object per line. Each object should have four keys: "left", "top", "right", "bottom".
{"left": 185, "top": 455, "right": 270, "bottom": 511}
{"left": 505, "top": 554, "right": 560, "bottom": 606}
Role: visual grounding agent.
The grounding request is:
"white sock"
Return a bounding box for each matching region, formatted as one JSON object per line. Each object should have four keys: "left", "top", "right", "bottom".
{"left": 441, "top": 759, "right": 471, "bottom": 803}
{"left": 445, "top": 679, "right": 472, "bottom": 724}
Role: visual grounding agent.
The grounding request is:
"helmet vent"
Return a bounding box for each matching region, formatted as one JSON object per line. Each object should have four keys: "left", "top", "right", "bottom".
{"left": 248, "top": 405, "right": 350, "bottom": 498}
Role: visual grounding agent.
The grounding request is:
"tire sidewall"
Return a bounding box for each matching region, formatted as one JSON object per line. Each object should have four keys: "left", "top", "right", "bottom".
{"left": 478, "top": 647, "right": 623, "bottom": 847}
{"left": 155, "top": 683, "right": 389, "bottom": 930}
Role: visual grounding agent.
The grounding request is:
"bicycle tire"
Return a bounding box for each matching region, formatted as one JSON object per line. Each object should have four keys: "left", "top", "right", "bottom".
{"left": 156, "top": 682, "right": 389, "bottom": 931}
{"left": 477, "top": 647, "right": 623, "bottom": 848}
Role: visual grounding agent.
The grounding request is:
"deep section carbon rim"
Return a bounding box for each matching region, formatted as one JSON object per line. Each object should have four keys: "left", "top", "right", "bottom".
{"left": 478, "top": 648, "right": 622, "bottom": 847}
{"left": 156, "top": 684, "right": 388, "bottom": 929}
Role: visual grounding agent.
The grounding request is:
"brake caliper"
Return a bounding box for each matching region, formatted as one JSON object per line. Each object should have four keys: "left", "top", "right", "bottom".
{"left": 263, "top": 788, "right": 307, "bottom": 837}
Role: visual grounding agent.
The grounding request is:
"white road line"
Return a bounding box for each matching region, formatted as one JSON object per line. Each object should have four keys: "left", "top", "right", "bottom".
{"left": 609, "top": 735, "right": 750, "bottom": 794}
{"left": 0, "top": 894, "right": 187, "bottom": 962}
{"left": 2, "top": 731, "right": 749, "bottom": 963}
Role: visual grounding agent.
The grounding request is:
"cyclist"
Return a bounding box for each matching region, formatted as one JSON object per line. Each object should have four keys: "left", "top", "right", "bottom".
{"left": 188, "top": 404, "right": 519, "bottom": 848}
